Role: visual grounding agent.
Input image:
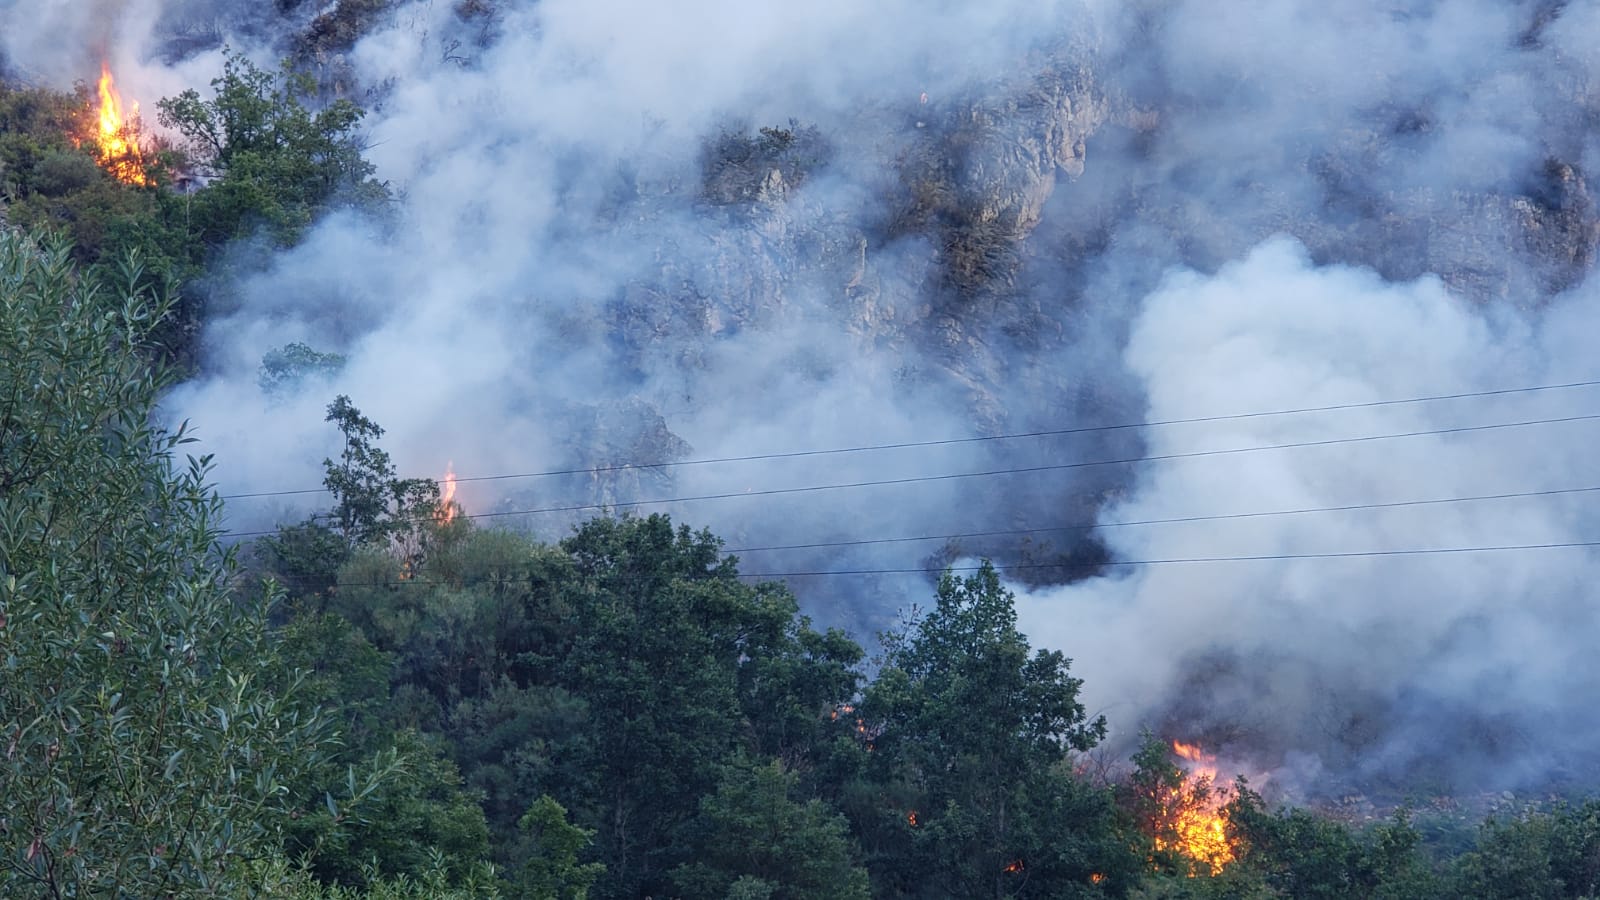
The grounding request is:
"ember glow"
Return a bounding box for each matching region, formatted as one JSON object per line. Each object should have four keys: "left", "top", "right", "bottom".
{"left": 91, "top": 62, "right": 150, "bottom": 186}
{"left": 435, "top": 463, "right": 459, "bottom": 525}
{"left": 831, "top": 703, "right": 870, "bottom": 737}
{"left": 1154, "top": 741, "right": 1236, "bottom": 876}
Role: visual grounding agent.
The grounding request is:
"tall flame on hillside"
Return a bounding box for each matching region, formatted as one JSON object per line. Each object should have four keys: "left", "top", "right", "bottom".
{"left": 435, "top": 464, "right": 459, "bottom": 525}
{"left": 93, "top": 62, "right": 150, "bottom": 186}
{"left": 1154, "top": 741, "right": 1236, "bottom": 876}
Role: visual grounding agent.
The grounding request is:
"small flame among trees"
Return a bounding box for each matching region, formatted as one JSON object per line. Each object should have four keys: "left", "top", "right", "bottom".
{"left": 831, "top": 703, "right": 870, "bottom": 737}
{"left": 435, "top": 464, "right": 459, "bottom": 525}
{"left": 88, "top": 62, "right": 150, "bottom": 186}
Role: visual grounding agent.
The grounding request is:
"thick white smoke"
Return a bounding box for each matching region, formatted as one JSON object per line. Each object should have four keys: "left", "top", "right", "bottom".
{"left": 8, "top": 0, "right": 1600, "bottom": 789}
{"left": 162, "top": 0, "right": 1123, "bottom": 629}
{"left": 0, "top": 0, "right": 225, "bottom": 110}
{"left": 1016, "top": 238, "right": 1600, "bottom": 791}
{"left": 995, "top": 0, "right": 1600, "bottom": 791}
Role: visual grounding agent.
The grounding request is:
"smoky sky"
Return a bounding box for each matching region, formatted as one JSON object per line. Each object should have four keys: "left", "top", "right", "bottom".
{"left": 9, "top": 0, "right": 1600, "bottom": 792}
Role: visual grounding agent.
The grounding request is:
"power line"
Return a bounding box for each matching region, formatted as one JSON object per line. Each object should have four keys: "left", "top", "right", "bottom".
{"left": 733, "top": 540, "right": 1600, "bottom": 578}
{"left": 221, "top": 409, "right": 1600, "bottom": 538}
{"left": 218, "top": 376, "right": 1600, "bottom": 501}
{"left": 717, "top": 484, "right": 1600, "bottom": 554}
{"left": 309, "top": 539, "right": 1600, "bottom": 589}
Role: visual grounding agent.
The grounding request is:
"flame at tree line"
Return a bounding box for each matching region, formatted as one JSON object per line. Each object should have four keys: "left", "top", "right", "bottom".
{"left": 435, "top": 464, "right": 459, "bottom": 525}
{"left": 88, "top": 62, "right": 151, "bottom": 186}
{"left": 1153, "top": 740, "right": 1237, "bottom": 876}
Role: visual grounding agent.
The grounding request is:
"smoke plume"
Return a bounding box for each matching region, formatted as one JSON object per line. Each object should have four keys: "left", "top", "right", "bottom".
{"left": 14, "top": 0, "right": 1600, "bottom": 791}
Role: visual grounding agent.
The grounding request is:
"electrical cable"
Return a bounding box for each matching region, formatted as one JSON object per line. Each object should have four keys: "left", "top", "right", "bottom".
{"left": 733, "top": 541, "right": 1600, "bottom": 578}
{"left": 219, "top": 409, "right": 1600, "bottom": 538}
{"left": 716, "top": 483, "right": 1600, "bottom": 554}
{"left": 218, "top": 376, "right": 1600, "bottom": 501}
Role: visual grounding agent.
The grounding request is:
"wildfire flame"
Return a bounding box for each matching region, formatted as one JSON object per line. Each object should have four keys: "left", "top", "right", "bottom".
{"left": 830, "top": 703, "right": 870, "bottom": 736}
{"left": 435, "top": 463, "right": 459, "bottom": 525}
{"left": 92, "top": 62, "right": 150, "bottom": 186}
{"left": 1154, "top": 740, "right": 1236, "bottom": 876}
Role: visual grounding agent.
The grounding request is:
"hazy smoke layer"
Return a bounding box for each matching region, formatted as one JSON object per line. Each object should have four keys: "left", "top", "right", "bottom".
{"left": 14, "top": 0, "right": 1600, "bottom": 790}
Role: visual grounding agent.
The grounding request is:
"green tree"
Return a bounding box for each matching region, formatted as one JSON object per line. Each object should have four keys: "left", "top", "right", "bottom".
{"left": 555, "top": 515, "right": 778, "bottom": 896}
{"left": 856, "top": 561, "right": 1123, "bottom": 897}
{"left": 261, "top": 341, "right": 347, "bottom": 396}
{"left": 555, "top": 515, "right": 863, "bottom": 898}
{"left": 740, "top": 614, "right": 864, "bottom": 772}
{"left": 321, "top": 394, "right": 439, "bottom": 551}
{"left": 445, "top": 681, "right": 592, "bottom": 841}
{"left": 247, "top": 855, "right": 505, "bottom": 898}
{"left": 269, "top": 592, "right": 502, "bottom": 891}
{"left": 1448, "top": 801, "right": 1600, "bottom": 899}
{"left": 0, "top": 230, "right": 329, "bottom": 894}
{"left": 286, "top": 732, "right": 495, "bottom": 889}
{"left": 510, "top": 795, "right": 605, "bottom": 900}
{"left": 1223, "top": 783, "right": 1398, "bottom": 899}
{"left": 670, "top": 760, "right": 870, "bottom": 900}
{"left": 260, "top": 518, "right": 355, "bottom": 602}
{"left": 274, "top": 525, "right": 591, "bottom": 875}
{"left": 157, "top": 49, "right": 389, "bottom": 248}
{"left": 264, "top": 511, "right": 874, "bottom": 895}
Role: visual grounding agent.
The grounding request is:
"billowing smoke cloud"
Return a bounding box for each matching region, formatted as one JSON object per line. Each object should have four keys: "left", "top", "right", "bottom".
{"left": 19, "top": 0, "right": 1599, "bottom": 791}
{"left": 0, "top": 0, "right": 245, "bottom": 133}
{"left": 0, "top": 0, "right": 130, "bottom": 80}
{"left": 1015, "top": 238, "right": 1600, "bottom": 793}
{"left": 1001, "top": 0, "right": 1600, "bottom": 792}
{"left": 164, "top": 0, "right": 1130, "bottom": 629}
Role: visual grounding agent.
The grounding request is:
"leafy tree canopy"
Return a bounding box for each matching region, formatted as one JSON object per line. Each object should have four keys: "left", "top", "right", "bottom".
{"left": 157, "top": 49, "right": 390, "bottom": 247}
{"left": 858, "top": 562, "right": 1121, "bottom": 897}
{"left": 0, "top": 230, "right": 328, "bottom": 895}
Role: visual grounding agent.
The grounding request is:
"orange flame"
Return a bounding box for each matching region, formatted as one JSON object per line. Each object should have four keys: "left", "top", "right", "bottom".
{"left": 1154, "top": 740, "right": 1236, "bottom": 876}
{"left": 93, "top": 63, "right": 150, "bottom": 186}
{"left": 831, "top": 703, "right": 873, "bottom": 739}
{"left": 906, "top": 811, "right": 919, "bottom": 827}
{"left": 435, "top": 463, "right": 459, "bottom": 525}
{"left": 1002, "top": 859, "right": 1025, "bottom": 874}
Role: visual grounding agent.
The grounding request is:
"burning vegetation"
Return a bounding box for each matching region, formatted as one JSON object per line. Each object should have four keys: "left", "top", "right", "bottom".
{"left": 435, "top": 463, "right": 460, "bottom": 525}
{"left": 85, "top": 62, "right": 150, "bottom": 186}
{"left": 1131, "top": 737, "right": 1239, "bottom": 876}
{"left": 1160, "top": 741, "right": 1237, "bottom": 874}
